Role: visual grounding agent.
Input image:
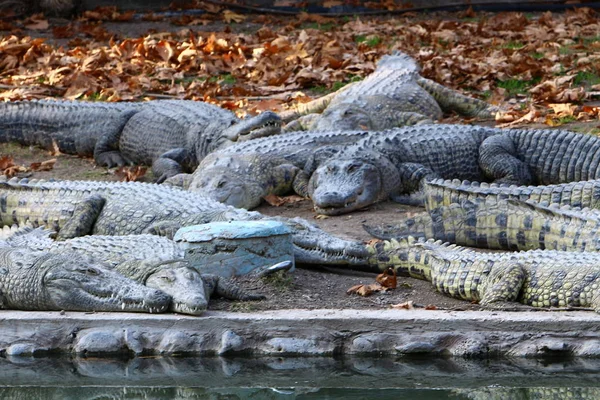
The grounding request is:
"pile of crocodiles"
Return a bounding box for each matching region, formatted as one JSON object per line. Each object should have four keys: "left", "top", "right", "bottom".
{"left": 4, "top": 50, "right": 600, "bottom": 314}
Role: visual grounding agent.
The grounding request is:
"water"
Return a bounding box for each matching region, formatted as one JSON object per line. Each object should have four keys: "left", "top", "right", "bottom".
{"left": 1, "top": 356, "right": 600, "bottom": 399}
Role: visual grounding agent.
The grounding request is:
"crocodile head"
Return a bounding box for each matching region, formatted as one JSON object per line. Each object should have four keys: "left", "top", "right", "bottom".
{"left": 314, "top": 103, "right": 374, "bottom": 131}
{"left": 188, "top": 153, "right": 265, "bottom": 210}
{"left": 143, "top": 262, "right": 210, "bottom": 315}
{"left": 268, "top": 216, "right": 370, "bottom": 266}
{"left": 221, "top": 111, "right": 282, "bottom": 142}
{"left": 7, "top": 249, "right": 172, "bottom": 313}
{"left": 308, "top": 158, "right": 383, "bottom": 215}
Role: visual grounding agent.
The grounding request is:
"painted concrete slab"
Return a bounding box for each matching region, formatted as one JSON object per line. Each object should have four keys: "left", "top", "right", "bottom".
{"left": 2, "top": 309, "right": 600, "bottom": 357}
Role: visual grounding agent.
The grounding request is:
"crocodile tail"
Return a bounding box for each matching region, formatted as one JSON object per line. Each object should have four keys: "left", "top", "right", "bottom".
{"left": 377, "top": 50, "right": 420, "bottom": 73}
{"left": 506, "top": 199, "right": 600, "bottom": 222}
{"left": 362, "top": 211, "right": 434, "bottom": 240}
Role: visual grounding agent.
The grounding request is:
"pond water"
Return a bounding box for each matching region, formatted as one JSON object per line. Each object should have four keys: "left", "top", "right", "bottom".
{"left": 1, "top": 356, "right": 600, "bottom": 399}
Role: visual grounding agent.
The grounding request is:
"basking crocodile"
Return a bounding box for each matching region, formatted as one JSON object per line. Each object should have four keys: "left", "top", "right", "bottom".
{"left": 0, "top": 99, "right": 281, "bottom": 181}
{"left": 0, "top": 245, "right": 170, "bottom": 312}
{"left": 164, "top": 129, "right": 372, "bottom": 210}
{"left": 0, "top": 177, "right": 369, "bottom": 266}
{"left": 281, "top": 51, "right": 497, "bottom": 131}
{"left": 2, "top": 225, "right": 275, "bottom": 315}
{"left": 367, "top": 236, "right": 600, "bottom": 312}
{"left": 365, "top": 194, "right": 600, "bottom": 252}
{"left": 308, "top": 126, "right": 600, "bottom": 215}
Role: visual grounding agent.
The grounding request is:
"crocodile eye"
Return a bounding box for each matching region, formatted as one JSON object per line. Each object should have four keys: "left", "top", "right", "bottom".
{"left": 78, "top": 267, "right": 99, "bottom": 275}
{"left": 217, "top": 180, "right": 226, "bottom": 188}
{"left": 347, "top": 164, "right": 359, "bottom": 173}
{"left": 343, "top": 109, "right": 354, "bottom": 116}
{"left": 161, "top": 275, "right": 175, "bottom": 283}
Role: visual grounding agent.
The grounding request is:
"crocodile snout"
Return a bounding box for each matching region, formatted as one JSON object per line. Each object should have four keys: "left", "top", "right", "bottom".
{"left": 314, "top": 190, "right": 357, "bottom": 209}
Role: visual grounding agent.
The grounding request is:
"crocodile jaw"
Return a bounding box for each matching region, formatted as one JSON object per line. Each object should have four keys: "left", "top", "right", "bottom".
{"left": 309, "top": 160, "right": 382, "bottom": 215}
{"left": 144, "top": 265, "right": 209, "bottom": 316}
{"left": 272, "top": 216, "right": 370, "bottom": 266}
{"left": 43, "top": 256, "right": 171, "bottom": 313}
{"left": 223, "top": 111, "right": 282, "bottom": 141}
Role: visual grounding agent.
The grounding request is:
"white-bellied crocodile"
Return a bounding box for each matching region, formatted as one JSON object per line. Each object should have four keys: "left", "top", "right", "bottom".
{"left": 0, "top": 243, "right": 170, "bottom": 312}
{"left": 367, "top": 236, "right": 600, "bottom": 312}
{"left": 0, "top": 177, "right": 369, "bottom": 267}
{"left": 281, "top": 51, "right": 497, "bottom": 132}
{"left": 2, "top": 225, "right": 283, "bottom": 315}
{"left": 0, "top": 99, "right": 281, "bottom": 181}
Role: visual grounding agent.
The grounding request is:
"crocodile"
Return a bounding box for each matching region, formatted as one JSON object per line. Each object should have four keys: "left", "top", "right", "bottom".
{"left": 364, "top": 193, "right": 600, "bottom": 252}
{"left": 280, "top": 51, "right": 497, "bottom": 132}
{"left": 0, "top": 99, "right": 281, "bottom": 181}
{"left": 0, "top": 244, "right": 170, "bottom": 312}
{"left": 164, "top": 129, "right": 373, "bottom": 210}
{"left": 2, "top": 225, "right": 279, "bottom": 315}
{"left": 0, "top": 177, "right": 370, "bottom": 266}
{"left": 307, "top": 126, "right": 600, "bottom": 215}
{"left": 367, "top": 235, "right": 600, "bottom": 312}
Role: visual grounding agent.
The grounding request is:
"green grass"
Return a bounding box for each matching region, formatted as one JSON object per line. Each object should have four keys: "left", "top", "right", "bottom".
{"left": 530, "top": 52, "right": 545, "bottom": 60}
{"left": 503, "top": 41, "right": 525, "bottom": 50}
{"left": 559, "top": 46, "right": 575, "bottom": 55}
{"left": 556, "top": 115, "right": 577, "bottom": 125}
{"left": 497, "top": 77, "right": 541, "bottom": 97}
{"left": 579, "top": 36, "right": 600, "bottom": 45}
{"left": 262, "top": 271, "right": 293, "bottom": 292}
{"left": 573, "top": 70, "right": 600, "bottom": 87}
{"left": 301, "top": 22, "right": 335, "bottom": 31}
{"left": 355, "top": 35, "right": 381, "bottom": 47}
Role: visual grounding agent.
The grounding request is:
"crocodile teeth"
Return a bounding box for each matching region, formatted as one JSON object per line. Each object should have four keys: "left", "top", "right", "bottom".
{"left": 121, "top": 302, "right": 125, "bottom": 310}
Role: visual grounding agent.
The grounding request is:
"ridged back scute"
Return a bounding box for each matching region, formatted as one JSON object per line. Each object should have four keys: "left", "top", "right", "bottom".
{"left": 377, "top": 51, "right": 420, "bottom": 73}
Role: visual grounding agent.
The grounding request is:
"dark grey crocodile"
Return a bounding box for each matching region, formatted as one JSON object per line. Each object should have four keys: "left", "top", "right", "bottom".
{"left": 2, "top": 225, "right": 273, "bottom": 315}
{"left": 0, "top": 99, "right": 281, "bottom": 181}
{"left": 0, "top": 177, "right": 369, "bottom": 266}
{"left": 164, "top": 129, "right": 372, "bottom": 210}
{"left": 368, "top": 235, "right": 600, "bottom": 311}
{"left": 281, "top": 51, "right": 497, "bottom": 131}
{"left": 308, "top": 126, "right": 600, "bottom": 215}
{"left": 0, "top": 244, "right": 170, "bottom": 312}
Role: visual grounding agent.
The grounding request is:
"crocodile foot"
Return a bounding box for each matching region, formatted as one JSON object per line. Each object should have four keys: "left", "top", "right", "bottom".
{"left": 95, "top": 151, "right": 130, "bottom": 168}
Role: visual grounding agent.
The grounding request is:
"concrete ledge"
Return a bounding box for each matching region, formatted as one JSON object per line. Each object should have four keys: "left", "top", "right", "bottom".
{"left": 2, "top": 309, "right": 600, "bottom": 357}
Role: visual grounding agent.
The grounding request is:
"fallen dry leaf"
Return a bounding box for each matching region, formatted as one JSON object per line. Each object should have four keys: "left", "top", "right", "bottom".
{"left": 223, "top": 10, "right": 246, "bottom": 24}
{"left": 376, "top": 267, "right": 397, "bottom": 289}
{"left": 263, "top": 194, "right": 305, "bottom": 207}
{"left": 114, "top": 166, "right": 147, "bottom": 182}
{"left": 391, "top": 301, "right": 414, "bottom": 310}
{"left": 29, "top": 158, "right": 56, "bottom": 172}
{"left": 346, "top": 283, "right": 385, "bottom": 297}
{"left": 0, "top": 156, "right": 15, "bottom": 170}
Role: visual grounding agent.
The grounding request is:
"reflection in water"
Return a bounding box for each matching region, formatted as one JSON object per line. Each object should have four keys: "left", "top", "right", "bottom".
{"left": 1, "top": 356, "right": 600, "bottom": 399}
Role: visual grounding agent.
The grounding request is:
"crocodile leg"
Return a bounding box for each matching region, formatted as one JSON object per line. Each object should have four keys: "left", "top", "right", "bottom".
{"left": 389, "top": 163, "right": 443, "bottom": 206}
{"left": 417, "top": 77, "right": 499, "bottom": 119}
{"left": 202, "top": 274, "right": 265, "bottom": 301}
{"left": 162, "top": 173, "right": 194, "bottom": 189}
{"left": 479, "top": 135, "right": 535, "bottom": 185}
{"left": 56, "top": 194, "right": 106, "bottom": 240}
{"left": 292, "top": 170, "right": 310, "bottom": 198}
{"left": 93, "top": 109, "right": 139, "bottom": 167}
{"left": 153, "top": 148, "right": 195, "bottom": 183}
{"left": 478, "top": 263, "right": 527, "bottom": 307}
